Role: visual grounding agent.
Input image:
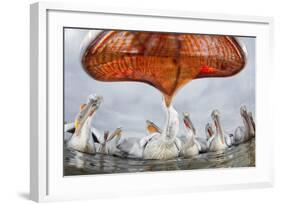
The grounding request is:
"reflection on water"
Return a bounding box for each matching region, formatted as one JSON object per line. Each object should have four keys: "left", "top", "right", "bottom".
{"left": 64, "top": 138, "right": 255, "bottom": 176}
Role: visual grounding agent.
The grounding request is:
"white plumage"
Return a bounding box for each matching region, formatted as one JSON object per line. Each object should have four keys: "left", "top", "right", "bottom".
{"left": 67, "top": 95, "right": 102, "bottom": 154}
{"left": 143, "top": 100, "right": 181, "bottom": 160}
{"left": 207, "top": 110, "right": 228, "bottom": 152}
{"left": 233, "top": 106, "right": 255, "bottom": 145}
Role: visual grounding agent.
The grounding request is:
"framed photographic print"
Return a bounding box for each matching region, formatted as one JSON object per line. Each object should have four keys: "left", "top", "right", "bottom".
{"left": 30, "top": 2, "right": 274, "bottom": 202}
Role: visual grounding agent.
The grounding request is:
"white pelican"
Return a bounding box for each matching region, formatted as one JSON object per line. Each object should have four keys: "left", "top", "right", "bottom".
{"left": 181, "top": 112, "right": 207, "bottom": 157}
{"left": 67, "top": 95, "right": 103, "bottom": 154}
{"left": 205, "top": 115, "right": 234, "bottom": 149}
{"left": 117, "top": 121, "right": 160, "bottom": 158}
{"left": 207, "top": 109, "right": 229, "bottom": 152}
{"left": 143, "top": 99, "right": 182, "bottom": 160}
{"left": 233, "top": 106, "right": 255, "bottom": 145}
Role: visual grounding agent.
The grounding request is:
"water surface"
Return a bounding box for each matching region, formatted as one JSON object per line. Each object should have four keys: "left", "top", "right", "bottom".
{"left": 64, "top": 138, "right": 255, "bottom": 176}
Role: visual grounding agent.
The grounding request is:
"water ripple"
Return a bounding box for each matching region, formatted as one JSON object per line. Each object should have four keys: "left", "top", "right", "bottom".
{"left": 64, "top": 138, "right": 255, "bottom": 175}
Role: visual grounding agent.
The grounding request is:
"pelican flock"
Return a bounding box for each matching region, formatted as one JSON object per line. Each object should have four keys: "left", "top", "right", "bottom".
{"left": 64, "top": 94, "right": 255, "bottom": 160}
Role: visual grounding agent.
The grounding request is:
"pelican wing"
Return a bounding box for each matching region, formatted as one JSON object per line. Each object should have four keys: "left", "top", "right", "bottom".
{"left": 117, "top": 137, "right": 139, "bottom": 154}
{"left": 139, "top": 133, "right": 159, "bottom": 148}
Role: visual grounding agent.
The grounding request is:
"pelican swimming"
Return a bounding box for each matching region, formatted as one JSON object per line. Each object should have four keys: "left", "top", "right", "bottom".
{"left": 233, "top": 106, "right": 255, "bottom": 145}
{"left": 67, "top": 94, "right": 103, "bottom": 154}
{"left": 207, "top": 109, "right": 229, "bottom": 152}
{"left": 64, "top": 104, "right": 107, "bottom": 146}
{"left": 181, "top": 112, "right": 207, "bottom": 157}
{"left": 143, "top": 99, "right": 181, "bottom": 160}
{"left": 117, "top": 121, "right": 160, "bottom": 158}
{"left": 206, "top": 112, "right": 234, "bottom": 150}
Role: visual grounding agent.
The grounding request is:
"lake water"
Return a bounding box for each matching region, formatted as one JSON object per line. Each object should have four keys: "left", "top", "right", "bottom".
{"left": 64, "top": 138, "right": 255, "bottom": 176}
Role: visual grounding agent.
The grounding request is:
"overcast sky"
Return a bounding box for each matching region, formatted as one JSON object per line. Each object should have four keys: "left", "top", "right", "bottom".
{"left": 64, "top": 28, "right": 255, "bottom": 139}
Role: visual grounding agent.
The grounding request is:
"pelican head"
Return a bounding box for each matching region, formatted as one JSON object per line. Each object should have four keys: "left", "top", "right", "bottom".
{"left": 183, "top": 112, "right": 196, "bottom": 134}
{"left": 240, "top": 105, "right": 248, "bottom": 117}
{"left": 74, "top": 95, "right": 103, "bottom": 134}
{"left": 211, "top": 109, "right": 221, "bottom": 129}
{"left": 105, "top": 127, "right": 122, "bottom": 142}
{"left": 112, "top": 127, "right": 122, "bottom": 138}
{"left": 146, "top": 120, "right": 161, "bottom": 134}
{"left": 211, "top": 109, "right": 220, "bottom": 120}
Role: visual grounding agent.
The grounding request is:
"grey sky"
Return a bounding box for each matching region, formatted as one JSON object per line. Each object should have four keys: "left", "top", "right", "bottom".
{"left": 64, "top": 28, "right": 255, "bottom": 139}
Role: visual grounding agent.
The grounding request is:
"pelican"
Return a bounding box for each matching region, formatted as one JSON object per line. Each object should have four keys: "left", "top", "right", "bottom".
{"left": 233, "top": 106, "right": 255, "bottom": 145}
{"left": 67, "top": 95, "right": 103, "bottom": 154}
{"left": 143, "top": 99, "right": 181, "bottom": 160}
{"left": 207, "top": 109, "right": 229, "bottom": 152}
{"left": 117, "top": 121, "right": 160, "bottom": 158}
{"left": 206, "top": 112, "right": 234, "bottom": 149}
{"left": 181, "top": 113, "right": 208, "bottom": 157}
{"left": 96, "top": 128, "right": 123, "bottom": 156}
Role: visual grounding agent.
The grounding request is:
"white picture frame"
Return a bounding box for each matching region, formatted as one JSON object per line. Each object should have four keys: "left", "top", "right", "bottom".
{"left": 30, "top": 2, "right": 274, "bottom": 202}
